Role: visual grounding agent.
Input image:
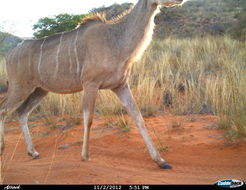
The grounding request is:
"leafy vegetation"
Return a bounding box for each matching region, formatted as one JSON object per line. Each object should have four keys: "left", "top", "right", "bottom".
{"left": 157, "top": 0, "right": 245, "bottom": 40}
{"left": 33, "top": 13, "right": 88, "bottom": 38}
{"left": 229, "top": 11, "right": 246, "bottom": 41}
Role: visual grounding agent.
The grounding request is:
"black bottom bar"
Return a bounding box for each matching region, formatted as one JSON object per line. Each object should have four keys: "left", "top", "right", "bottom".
{"left": 0, "top": 184, "right": 245, "bottom": 190}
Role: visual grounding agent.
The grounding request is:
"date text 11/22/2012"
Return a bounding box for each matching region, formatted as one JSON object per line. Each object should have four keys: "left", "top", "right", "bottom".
{"left": 94, "top": 185, "right": 150, "bottom": 190}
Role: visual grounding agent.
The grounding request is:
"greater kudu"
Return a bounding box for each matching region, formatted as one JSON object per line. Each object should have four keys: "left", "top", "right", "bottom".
{"left": 0, "top": 0, "right": 188, "bottom": 169}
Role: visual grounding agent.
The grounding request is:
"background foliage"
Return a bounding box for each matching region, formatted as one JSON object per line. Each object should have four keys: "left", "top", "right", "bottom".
{"left": 33, "top": 13, "right": 88, "bottom": 38}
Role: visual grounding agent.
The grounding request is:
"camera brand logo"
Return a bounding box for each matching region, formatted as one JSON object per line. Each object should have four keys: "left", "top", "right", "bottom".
{"left": 215, "top": 179, "right": 245, "bottom": 189}
{"left": 4, "top": 185, "right": 21, "bottom": 190}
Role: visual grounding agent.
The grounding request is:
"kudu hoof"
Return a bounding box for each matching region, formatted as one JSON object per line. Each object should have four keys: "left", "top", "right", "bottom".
{"left": 28, "top": 152, "right": 40, "bottom": 159}
{"left": 81, "top": 157, "right": 90, "bottom": 161}
{"left": 81, "top": 154, "right": 90, "bottom": 161}
{"left": 160, "top": 162, "right": 173, "bottom": 169}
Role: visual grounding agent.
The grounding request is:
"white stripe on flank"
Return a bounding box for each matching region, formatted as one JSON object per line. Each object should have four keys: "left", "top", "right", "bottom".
{"left": 17, "top": 45, "right": 22, "bottom": 69}
{"left": 74, "top": 29, "right": 80, "bottom": 74}
{"left": 68, "top": 38, "right": 73, "bottom": 73}
{"left": 8, "top": 48, "right": 15, "bottom": 66}
{"left": 28, "top": 47, "right": 32, "bottom": 74}
{"left": 0, "top": 120, "right": 4, "bottom": 140}
{"left": 16, "top": 41, "right": 25, "bottom": 69}
{"left": 54, "top": 33, "right": 63, "bottom": 76}
{"left": 6, "top": 51, "right": 12, "bottom": 66}
{"left": 38, "top": 38, "right": 47, "bottom": 76}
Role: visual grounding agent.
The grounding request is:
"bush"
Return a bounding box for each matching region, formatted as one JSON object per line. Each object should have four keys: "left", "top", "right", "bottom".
{"left": 33, "top": 14, "right": 88, "bottom": 38}
{"left": 229, "top": 11, "right": 246, "bottom": 42}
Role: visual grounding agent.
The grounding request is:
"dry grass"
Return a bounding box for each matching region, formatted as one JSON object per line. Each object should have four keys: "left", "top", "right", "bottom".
{"left": 136, "top": 36, "right": 246, "bottom": 138}
{"left": 36, "top": 92, "right": 83, "bottom": 128}
{"left": 0, "top": 36, "right": 246, "bottom": 138}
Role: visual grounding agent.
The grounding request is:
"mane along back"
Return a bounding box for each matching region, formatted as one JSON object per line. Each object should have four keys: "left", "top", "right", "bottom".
{"left": 77, "top": 5, "right": 133, "bottom": 28}
{"left": 77, "top": 13, "right": 107, "bottom": 28}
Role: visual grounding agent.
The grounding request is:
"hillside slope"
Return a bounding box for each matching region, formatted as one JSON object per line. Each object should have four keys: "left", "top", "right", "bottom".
{"left": 1, "top": 0, "right": 245, "bottom": 53}
{"left": 0, "top": 32, "right": 22, "bottom": 56}
{"left": 91, "top": 0, "right": 245, "bottom": 39}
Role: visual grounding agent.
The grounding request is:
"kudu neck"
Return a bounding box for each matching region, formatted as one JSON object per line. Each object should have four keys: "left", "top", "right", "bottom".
{"left": 113, "top": 0, "right": 159, "bottom": 61}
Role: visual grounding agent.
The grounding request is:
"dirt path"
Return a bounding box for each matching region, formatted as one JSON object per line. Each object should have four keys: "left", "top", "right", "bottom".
{"left": 2, "top": 114, "right": 246, "bottom": 184}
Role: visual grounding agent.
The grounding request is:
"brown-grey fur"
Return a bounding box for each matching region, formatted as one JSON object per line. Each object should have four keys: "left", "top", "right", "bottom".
{"left": 0, "top": 0, "right": 188, "bottom": 171}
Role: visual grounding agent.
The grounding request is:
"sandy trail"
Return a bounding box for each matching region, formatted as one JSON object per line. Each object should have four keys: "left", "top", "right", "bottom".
{"left": 2, "top": 114, "right": 246, "bottom": 184}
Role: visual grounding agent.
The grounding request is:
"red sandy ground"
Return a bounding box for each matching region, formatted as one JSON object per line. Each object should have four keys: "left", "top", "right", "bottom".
{"left": 1, "top": 114, "right": 246, "bottom": 184}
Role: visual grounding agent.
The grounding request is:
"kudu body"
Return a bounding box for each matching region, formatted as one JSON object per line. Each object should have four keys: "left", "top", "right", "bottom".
{"left": 0, "top": 0, "right": 188, "bottom": 169}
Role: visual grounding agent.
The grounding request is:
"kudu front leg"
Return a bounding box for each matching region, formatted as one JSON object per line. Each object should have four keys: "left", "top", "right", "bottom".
{"left": 0, "top": 117, "right": 5, "bottom": 156}
{"left": 19, "top": 115, "right": 40, "bottom": 159}
{"left": 81, "top": 85, "right": 98, "bottom": 161}
{"left": 112, "top": 84, "right": 172, "bottom": 169}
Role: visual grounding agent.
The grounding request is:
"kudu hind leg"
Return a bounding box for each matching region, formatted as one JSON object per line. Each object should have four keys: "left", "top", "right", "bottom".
{"left": 112, "top": 84, "right": 172, "bottom": 169}
{"left": 16, "top": 88, "right": 48, "bottom": 159}
{"left": 0, "top": 97, "right": 7, "bottom": 155}
{"left": 0, "top": 87, "right": 34, "bottom": 155}
{"left": 81, "top": 86, "right": 98, "bottom": 161}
